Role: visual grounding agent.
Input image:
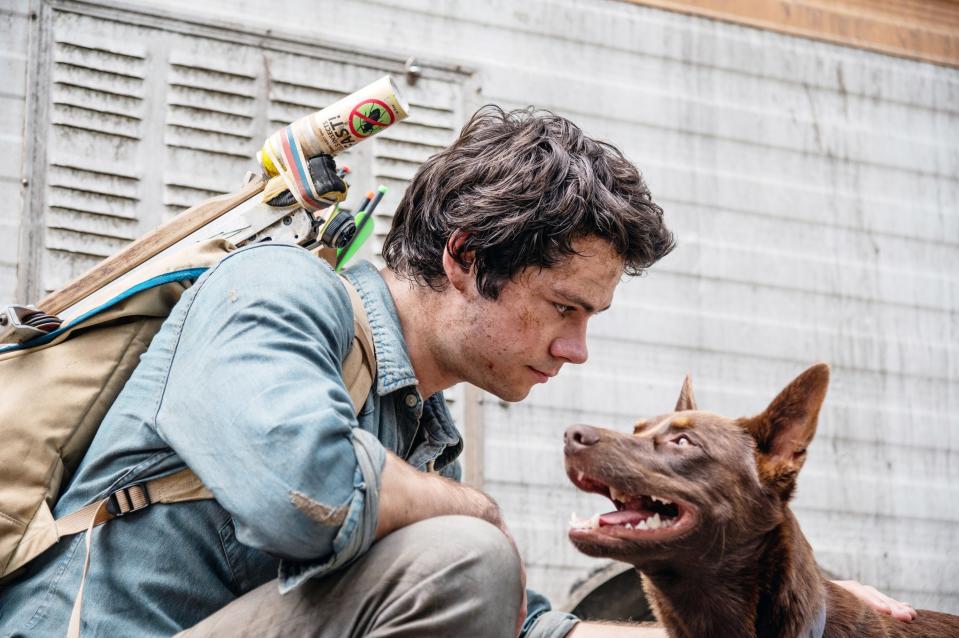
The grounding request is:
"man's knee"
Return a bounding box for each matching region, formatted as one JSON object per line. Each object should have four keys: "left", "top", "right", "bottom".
{"left": 179, "top": 516, "right": 524, "bottom": 638}
{"left": 405, "top": 516, "right": 520, "bottom": 582}
{"left": 389, "top": 515, "right": 523, "bottom": 603}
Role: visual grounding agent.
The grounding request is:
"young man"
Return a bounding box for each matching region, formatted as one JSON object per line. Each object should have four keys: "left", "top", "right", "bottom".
{"left": 0, "top": 107, "right": 911, "bottom": 638}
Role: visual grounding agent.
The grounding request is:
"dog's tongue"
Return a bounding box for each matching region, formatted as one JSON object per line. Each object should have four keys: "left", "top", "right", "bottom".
{"left": 598, "top": 510, "right": 646, "bottom": 527}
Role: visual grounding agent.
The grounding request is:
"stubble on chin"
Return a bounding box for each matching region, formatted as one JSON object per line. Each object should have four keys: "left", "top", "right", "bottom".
{"left": 460, "top": 358, "right": 527, "bottom": 403}
{"left": 486, "top": 372, "right": 533, "bottom": 403}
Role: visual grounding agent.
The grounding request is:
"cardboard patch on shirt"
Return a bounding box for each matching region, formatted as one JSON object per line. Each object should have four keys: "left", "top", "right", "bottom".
{"left": 289, "top": 490, "right": 348, "bottom": 526}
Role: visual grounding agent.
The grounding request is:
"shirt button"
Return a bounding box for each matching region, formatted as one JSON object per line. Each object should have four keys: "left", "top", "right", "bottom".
{"left": 405, "top": 394, "right": 419, "bottom": 408}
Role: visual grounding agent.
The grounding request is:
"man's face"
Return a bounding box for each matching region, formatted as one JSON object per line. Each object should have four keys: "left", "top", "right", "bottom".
{"left": 449, "top": 236, "right": 624, "bottom": 402}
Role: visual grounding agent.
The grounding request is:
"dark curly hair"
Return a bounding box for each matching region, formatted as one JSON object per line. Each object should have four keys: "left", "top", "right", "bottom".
{"left": 382, "top": 105, "right": 674, "bottom": 299}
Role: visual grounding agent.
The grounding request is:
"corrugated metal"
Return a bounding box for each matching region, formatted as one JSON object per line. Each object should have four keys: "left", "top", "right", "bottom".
{"left": 4, "top": 0, "right": 957, "bottom": 618}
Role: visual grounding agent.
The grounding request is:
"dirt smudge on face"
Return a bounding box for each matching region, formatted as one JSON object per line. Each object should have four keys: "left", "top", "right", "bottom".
{"left": 518, "top": 305, "right": 534, "bottom": 330}
{"left": 479, "top": 353, "right": 495, "bottom": 371}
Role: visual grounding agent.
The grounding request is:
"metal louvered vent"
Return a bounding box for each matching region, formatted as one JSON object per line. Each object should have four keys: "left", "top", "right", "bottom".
{"left": 163, "top": 52, "right": 259, "bottom": 220}
{"left": 29, "top": 6, "right": 473, "bottom": 298}
{"left": 370, "top": 82, "right": 461, "bottom": 265}
{"left": 165, "top": 62, "right": 256, "bottom": 159}
{"left": 44, "top": 33, "right": 146, "bottom": 289}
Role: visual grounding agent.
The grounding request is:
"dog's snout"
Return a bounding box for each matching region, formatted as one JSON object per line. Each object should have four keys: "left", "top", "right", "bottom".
{"left": 564, "top": 425, "right": 600, "bottom": 453}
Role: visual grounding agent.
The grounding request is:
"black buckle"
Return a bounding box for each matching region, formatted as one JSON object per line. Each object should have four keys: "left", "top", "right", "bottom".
{"left": 106, "top": 484, "right": 152, "bottom": 517}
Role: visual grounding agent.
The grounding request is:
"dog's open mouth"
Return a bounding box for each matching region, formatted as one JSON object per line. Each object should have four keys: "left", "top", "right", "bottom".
{"left": 566, "top": 469, "right": 697, "bottom": 540}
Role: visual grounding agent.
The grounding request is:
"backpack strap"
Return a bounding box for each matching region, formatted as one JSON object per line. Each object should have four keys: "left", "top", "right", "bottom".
{"left": 63, "top": 469, "right": 213, "bottom": 637}
{"left": 62, "top": 274, "right": 376, "bottom": 638}
{"left": 339, "top": 275, "right": 377, "bottom": 412}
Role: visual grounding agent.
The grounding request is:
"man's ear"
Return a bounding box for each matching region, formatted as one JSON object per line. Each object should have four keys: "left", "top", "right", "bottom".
{"left": 739, "top": 363, "right": 830, "bottom": 501}
{"left": 674, "top": 374, "right": 698, "bottom": 412}
{"left": 442, "top": 230, "right": 474, "bottom": 293}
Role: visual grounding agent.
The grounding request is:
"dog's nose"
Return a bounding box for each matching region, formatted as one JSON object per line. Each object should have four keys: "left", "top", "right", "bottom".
{"left": 564, "top": 425, "right": 600, "bottom": 453}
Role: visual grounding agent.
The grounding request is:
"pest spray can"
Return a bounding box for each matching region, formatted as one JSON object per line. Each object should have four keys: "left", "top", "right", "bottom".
{"left": 258, "top": 75, "right": 410, "bottom": 176}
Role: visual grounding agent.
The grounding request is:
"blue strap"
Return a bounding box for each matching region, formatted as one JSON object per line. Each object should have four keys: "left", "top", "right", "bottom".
{"left": 804, "top": 601, "right": 827, "bottom": 638}
{"left": 0, "top": 268, "right": 208, "bottom": 354}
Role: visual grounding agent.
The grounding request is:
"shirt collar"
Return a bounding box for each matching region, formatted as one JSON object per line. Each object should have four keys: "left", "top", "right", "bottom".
{"left": 340, "top": 260, "right": 463, "bottom": 469}
{"left": 340, "top": 260, "right": 419, "bottom": 397}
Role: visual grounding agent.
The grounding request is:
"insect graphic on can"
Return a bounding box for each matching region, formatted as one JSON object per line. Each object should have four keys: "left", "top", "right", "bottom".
{"left": 348, "top": 99, "right": 396, "bottom": 138}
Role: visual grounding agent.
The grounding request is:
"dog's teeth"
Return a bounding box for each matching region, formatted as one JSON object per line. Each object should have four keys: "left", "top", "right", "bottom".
{"left": 609, "top": 487, "right": 627, "bottom": 502}
{"left": 577, "top": 470, "right": 585, "bottom": 482}
{"left": 651, "top": 495, "right": 673, "bottom": 506}
{"left": 625, "top": 523, "right": 633, "bottom": 529}
{"left": 636, "top": 519, "right": 649, "bottom": 530}
{"left": 569, "top": 512, "right": 604, "bottom": 531}
{"left": 648, "top": 513, "right": 662, "bottom": 530}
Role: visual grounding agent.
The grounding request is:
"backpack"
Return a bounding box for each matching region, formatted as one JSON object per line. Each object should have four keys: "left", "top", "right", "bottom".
{"left": 0, "top": 238, "right": 377, "bottom": 636}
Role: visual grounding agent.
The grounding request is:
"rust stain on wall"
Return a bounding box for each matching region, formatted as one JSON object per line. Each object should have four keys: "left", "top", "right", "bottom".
{"left": 625, "top": 0, "right": 959, "bottom": 68}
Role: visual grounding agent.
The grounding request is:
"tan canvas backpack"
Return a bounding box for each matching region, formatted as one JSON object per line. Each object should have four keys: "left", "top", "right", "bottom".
{"left": 0, "top": 238, "right": 377, "bottom": 635}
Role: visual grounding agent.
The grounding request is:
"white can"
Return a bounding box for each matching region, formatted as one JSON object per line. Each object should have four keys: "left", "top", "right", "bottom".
{"left": 259, "top": 76, "right": 410, "bottom": 175}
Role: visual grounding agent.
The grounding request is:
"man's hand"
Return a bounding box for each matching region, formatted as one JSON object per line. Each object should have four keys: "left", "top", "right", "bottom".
{"left": 375, "top": 452, "right": 527, "bottom": 634}
{"left": 375, "top": 452, "right": 501, "bottom": 536}
{"left": 833, "top": 580, "right": 917, "bottom": 621}
{"left": 568, "top": 622, "right": 665, "bottom": 637}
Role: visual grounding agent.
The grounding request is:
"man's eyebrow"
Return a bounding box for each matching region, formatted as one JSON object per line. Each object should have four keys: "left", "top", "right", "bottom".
{"left": 553, "top": 288, "right": 611, "bottom": 314}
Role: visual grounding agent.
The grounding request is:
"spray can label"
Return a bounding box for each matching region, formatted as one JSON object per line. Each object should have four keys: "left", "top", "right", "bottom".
{"left": 259, "top": 75, "right": 410, "bottom": 175}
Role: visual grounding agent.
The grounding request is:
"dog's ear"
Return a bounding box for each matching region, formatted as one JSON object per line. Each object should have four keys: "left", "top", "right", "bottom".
{"left": 674, "top": 374, "right": 698, "bottom": 412}
{"left": 739, "top": 363, "right": 830, "bottom": 501}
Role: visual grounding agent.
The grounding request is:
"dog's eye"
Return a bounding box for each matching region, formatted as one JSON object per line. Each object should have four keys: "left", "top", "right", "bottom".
{"left": 673, "top": 435, "right": 693, "bottom": 447}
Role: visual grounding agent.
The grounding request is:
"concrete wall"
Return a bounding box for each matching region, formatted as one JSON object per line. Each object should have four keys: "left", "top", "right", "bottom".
{"left": 4, "top": 0, "right": 958, "bottom": 615}
{"left": 0, "top": 1, "right": 32, "bottom": 302}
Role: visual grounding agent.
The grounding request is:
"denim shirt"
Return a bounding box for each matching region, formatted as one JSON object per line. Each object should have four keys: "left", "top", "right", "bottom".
{"left": 0, "top": 243, "right": 576, "bottom": 638}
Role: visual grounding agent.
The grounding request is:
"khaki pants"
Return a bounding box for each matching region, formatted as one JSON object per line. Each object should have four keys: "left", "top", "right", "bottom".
{"left": 177, "top": 516, "right": 523, "bottom": 637}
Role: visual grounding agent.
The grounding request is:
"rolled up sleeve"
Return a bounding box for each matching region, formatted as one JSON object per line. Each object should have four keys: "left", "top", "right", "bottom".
{"left": 523, "top": 589, "right": 580, "bottom": 638}
{"left": 152, "top": 244, "right": 384, "bottom": 584}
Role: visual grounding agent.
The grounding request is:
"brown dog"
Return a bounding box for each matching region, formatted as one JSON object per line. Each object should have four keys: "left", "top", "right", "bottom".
{"left": 564, "top": 363, "right": 959, "bottom": 638}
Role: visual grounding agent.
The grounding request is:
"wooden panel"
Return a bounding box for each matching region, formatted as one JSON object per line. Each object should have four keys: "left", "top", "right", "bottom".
{"left": 625, "top": 0, "right": 959, "bottom": 68}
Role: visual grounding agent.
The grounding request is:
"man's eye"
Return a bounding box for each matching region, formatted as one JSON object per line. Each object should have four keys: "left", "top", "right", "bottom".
{"left": 554, "top": 303, "right": 573, "bottom": 315}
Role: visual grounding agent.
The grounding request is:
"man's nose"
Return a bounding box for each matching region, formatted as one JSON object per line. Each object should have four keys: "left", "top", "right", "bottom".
{"left": 551, "top": 329, "right": 588, "bottom": 365}
{"left": 564, "top": 425, "right": 600, "bottom": 454}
